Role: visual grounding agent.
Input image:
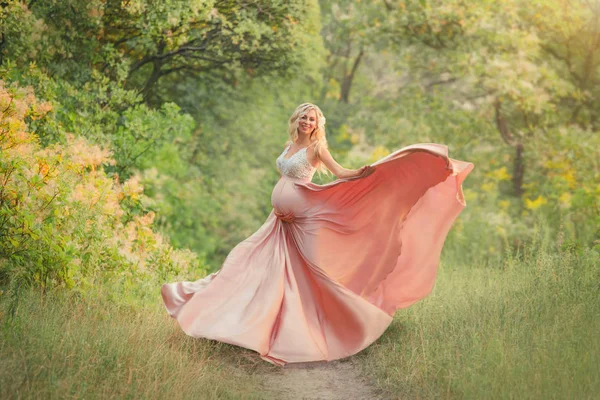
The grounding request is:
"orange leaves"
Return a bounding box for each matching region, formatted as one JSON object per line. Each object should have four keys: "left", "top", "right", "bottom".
{"left": 28, "top": 101, "right": 52, "bottom": 121}
{"left": 122, "top": 175, "right": 144, "bottom": 201}
{"left": 38, "top": 162, "right": 49, "bottom": 176}
{"left": 65, "top": 133, "right": 116, "bottom": 171}
{"left": 285, "top": 14, "right": 298, "bottom": 25}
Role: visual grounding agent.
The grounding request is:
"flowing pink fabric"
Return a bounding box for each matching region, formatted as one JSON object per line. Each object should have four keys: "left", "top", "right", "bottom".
{"left": 161, "top": 143, "right": 474, "bottom": 366}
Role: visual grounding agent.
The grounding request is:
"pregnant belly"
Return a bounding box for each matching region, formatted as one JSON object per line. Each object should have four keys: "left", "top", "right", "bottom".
{"left": 271, "top": 177, "right": 311, "bottom": 216}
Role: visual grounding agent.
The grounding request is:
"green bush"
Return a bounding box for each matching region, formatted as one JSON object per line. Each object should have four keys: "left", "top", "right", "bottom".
{"left": 0, "top": 81, "right": 207, "bottom": 312}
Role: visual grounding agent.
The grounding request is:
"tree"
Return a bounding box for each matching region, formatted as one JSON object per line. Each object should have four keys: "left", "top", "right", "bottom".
{"left": 319, "top": 0, "right": 387, "bottom": 103}
{"left": 1, "top": 0, "right": 323, "bottom": 102}
{"left": 379, "top": 0, "right": 599, "bottom": 197}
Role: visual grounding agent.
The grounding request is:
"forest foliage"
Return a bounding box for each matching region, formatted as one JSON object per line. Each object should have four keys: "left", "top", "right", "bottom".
{"left": 0, "top": 0, "right": 598, "bottom": 305}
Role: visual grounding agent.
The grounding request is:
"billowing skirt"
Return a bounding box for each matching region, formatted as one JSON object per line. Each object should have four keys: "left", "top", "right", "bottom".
{"left": 161, "top": 143, "right": 473, "bottom": 366}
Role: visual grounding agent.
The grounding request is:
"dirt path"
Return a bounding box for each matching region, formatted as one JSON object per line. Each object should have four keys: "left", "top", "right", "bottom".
{"left": 256, "top": 359, "right": 387, "bottom": 400}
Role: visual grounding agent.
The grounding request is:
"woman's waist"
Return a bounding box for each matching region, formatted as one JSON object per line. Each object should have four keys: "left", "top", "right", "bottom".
{"left": 279, "top": 174, "right": 312, "bottom": 183}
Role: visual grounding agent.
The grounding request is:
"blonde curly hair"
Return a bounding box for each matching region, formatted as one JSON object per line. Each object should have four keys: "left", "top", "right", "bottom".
{"left": 286, "top": 103, "right": 329, "bottom": 175}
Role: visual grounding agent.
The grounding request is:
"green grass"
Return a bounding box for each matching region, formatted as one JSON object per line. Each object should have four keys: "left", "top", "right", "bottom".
{"left": 359, "top": 242, "right": 600, "bottom": 399}
{"left": 0, "top": 287, "right": 271, "bottom": 399}
{"left": 1, "top": 236, "right": 598, "bottom": 399}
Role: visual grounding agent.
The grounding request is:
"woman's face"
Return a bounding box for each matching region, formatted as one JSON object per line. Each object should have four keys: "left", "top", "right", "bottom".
{"left": 298, "top": 109, "right": 317, "bottom": 135}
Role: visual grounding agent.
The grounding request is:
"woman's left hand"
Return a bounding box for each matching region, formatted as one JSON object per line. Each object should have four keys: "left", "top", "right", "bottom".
{"left": 274, "top": 209, "right": 296, "bottom": 223}
{"left": 357, "top": 165, "right": 375, "bottom": 178}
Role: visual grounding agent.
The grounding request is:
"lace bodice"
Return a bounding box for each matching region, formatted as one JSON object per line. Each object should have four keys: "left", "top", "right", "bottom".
{"left": 276, "top": 143, "right": 317, "bottom": 180}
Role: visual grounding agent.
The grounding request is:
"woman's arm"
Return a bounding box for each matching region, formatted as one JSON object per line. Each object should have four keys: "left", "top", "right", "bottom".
{"left": 317, "top": 146, "right": 375, "bottom": 179}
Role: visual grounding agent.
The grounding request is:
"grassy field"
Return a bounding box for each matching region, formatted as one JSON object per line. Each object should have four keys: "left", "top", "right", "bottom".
{"left": 360, "top": 240, "right": 600, "bottom": 399}
{"left": 2, "top": 237, "right": 598, "bottom": 399}
{"left": 0, "top": 287, "right": 272, "bottom": 399}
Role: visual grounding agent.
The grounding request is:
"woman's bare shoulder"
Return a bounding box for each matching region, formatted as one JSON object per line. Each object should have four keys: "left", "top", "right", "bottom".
{"left": 313, "top": 142, "right": 330, "bottom": 157}
{"left": 306, "top": 141, "right": 323, "bottom": 167}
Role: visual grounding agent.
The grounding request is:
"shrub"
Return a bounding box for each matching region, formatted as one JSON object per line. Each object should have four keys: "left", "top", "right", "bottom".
{"left": 0, "top": 81, "right": 206, "bottom": 312}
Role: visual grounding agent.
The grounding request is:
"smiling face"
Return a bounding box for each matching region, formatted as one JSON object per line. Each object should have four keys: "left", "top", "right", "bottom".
{"left": 298, "top": 109, "right": 317, "bottom": 135}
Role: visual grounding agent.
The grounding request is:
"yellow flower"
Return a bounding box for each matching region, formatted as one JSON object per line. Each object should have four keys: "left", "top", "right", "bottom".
{"left": 559, "top": 192, "right": 572, "bottom": 209}
{"left": 337, "top": 124, "right": 350, "bottom": 140}
{"left": 481, "top": 182, "right": 495, "bottom": 193}
{"left": 499, "top": 200, "right": 510, "bottom": 210}
{"left": 370, "top": 146, "right": 390, "bottom": 162}
{"left": 525, "top": 195, "right": 548, "bottom": 210}
{"left": 560, "top": 169, "right": 576, "bottom": 189}
{"left": 464, "top": 189, "right": 477, "bottom": 201}
{"left": 488, "top": 166, "right": 511, "bottom": 181}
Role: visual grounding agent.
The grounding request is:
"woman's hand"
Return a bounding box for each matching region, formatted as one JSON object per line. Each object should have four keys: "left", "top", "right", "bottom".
{"left": 355, "top": 165, "right": 375, "bottom": 179}
{"left": 274, "top": 209, "right": 296, "bottom": 223}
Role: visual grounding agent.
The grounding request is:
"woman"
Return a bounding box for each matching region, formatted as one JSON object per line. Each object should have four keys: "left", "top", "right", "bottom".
{"left": 161, "top": 103, "right": 473, "bottom": 366}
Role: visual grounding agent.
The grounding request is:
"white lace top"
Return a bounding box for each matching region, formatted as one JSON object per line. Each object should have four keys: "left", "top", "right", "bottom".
{"left": 276, "top": 143, "right": 317, "bottom": 180}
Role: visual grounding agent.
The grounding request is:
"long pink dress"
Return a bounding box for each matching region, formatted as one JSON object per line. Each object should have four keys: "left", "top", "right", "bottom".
{"left": 161, "top": 142, "right": 473, "bottom": 366}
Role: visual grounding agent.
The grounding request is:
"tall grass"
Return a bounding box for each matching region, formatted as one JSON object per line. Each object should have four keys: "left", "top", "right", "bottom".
{"left": 0, "top": 288, "right": 269, "bottom": 399}
{"left": 360, "top": 227, "right": 600, "bottom": 399}
{"left": 2, "top": 224, "right": 597, "bottom": 399}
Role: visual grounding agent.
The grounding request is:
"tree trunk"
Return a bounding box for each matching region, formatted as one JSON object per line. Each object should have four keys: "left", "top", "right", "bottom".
{"left": 513, "top": 143, "right": 525, "bottom": 197}
{"left": 140, "top": 58, "right": 164, "bottom": 101}
{"left": 339, "top": 49, "right": 364, "bottom": 103}
{"left": 494, "top": 97, "right": 525, "bottom": 198}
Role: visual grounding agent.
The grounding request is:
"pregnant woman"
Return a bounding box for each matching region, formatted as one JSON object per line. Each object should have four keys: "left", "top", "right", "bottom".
{"left": 161, "top": 102, "right": 474, "bottom": 366}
